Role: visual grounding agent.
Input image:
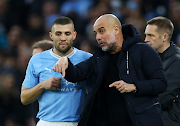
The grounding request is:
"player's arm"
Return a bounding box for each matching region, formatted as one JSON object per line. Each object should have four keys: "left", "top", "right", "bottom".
{"left": 21, "top": 77, "right": 61, "bottom": 105}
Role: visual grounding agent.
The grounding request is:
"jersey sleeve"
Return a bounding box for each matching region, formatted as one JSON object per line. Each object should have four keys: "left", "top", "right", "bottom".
{"left": 22, "top": 57, "right": 39, "bottom": 89}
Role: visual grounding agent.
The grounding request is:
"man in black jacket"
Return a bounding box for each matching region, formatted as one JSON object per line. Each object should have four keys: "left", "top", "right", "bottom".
{"left": 54, "top": 14, "right": 167, "bottom": 126}
{"left": 145, "top": 16, "right": 180, "bottom": 126}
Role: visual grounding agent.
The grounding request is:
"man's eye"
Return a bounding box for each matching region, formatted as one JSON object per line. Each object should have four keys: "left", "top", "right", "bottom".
{"left": 56, "top": 33, "right": 61, "bottom": 36}
{"left": 65, "top": 32, "right": 71, "bottom": 36}
{"left": 100, "top": 30, "right": 104, "bottom": 33}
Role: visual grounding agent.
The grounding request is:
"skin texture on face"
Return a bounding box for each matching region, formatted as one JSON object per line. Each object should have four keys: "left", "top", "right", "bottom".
{"left": 49, "top": 24, "right": 76, "bottom": 56}
{"left": 32, "top": 48, "right": 43, "bottom": 55}
{"left": 145, "top": 25, "right": 165, "bottom": 53}
{"left": 93, "top": 14, "right": 123, "bottom": 54}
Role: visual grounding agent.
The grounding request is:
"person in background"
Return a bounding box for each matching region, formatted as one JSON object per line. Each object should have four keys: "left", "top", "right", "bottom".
{"left": 32, "top": 39, "right": 53, "bottom": 55}
{"left": 20, "top": 16, "right": 92, "bottom": 126}
{"left": 145, "top": 16, "right": 180, "bottom": 126}
{"left": 53, "top": 14, "right": 167, "bottom": 126}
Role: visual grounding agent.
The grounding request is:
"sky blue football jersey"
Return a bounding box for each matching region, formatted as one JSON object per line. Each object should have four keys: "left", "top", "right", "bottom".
{"left": 22, "top": 48, "right": 92, "bottom": 122}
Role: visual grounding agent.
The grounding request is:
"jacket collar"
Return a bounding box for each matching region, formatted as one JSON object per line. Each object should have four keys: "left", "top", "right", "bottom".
{"left": 121, "top": 24, "right": 142, "bottom": 52}
{"left": 160, "top": 42, "right": 180, "bottom": 60}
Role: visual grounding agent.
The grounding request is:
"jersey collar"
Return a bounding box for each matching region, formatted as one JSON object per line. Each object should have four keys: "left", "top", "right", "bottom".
{"left": 49, "top": 48, "right": 76, "bottom": 59}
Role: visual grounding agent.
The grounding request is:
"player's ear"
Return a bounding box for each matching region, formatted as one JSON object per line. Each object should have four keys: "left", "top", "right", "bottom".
{"left": 49, "top": 32, "right": 53, "bottom": 40}
{"left": 73, "top": 31, "right": 77, "bottom": 40}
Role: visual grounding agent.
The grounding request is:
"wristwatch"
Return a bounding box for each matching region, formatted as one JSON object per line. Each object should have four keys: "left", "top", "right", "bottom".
{"left": 133, "top": 87, "right": 137, "bottom": 93}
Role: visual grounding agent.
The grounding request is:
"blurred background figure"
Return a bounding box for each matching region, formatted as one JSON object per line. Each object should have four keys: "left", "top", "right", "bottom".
{"left": 0, "top": 72, "right": 35, "bottom": 126}
{"left": 32, "top": 39, "right": 53, "bottom": 55}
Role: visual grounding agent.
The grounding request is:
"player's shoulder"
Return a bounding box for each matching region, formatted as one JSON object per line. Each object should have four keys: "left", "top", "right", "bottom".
{"left": 74, "top": 47, "right": 92, "bottom": 57}
{"left": 31, "top": 49, "right": 51, "bottom": 61}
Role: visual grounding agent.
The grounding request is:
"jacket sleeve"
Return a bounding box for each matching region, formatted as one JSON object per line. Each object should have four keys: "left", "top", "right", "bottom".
{"left": 133, "top": 44, "right": 167, "bottom": 96}
{"left": 65, "top": 56, "right": 95, "bottom": 83}
{"left": 159, "top": 59, "right": 180, "bottom": 110}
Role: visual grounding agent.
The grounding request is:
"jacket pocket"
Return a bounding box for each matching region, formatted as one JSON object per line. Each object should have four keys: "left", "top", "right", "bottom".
{"left": 134, "top": 99, "right": 159, "bottom": 113}
{"left": 133, "top": 99, "right": 163, "bottom": 126}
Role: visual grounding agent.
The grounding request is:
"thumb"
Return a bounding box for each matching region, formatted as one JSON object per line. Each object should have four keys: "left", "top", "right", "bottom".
{"left": 55, "top": 77, "right": 61, "bottom": 81}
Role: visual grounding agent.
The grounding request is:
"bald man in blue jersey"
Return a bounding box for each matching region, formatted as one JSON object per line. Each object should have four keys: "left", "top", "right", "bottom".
{"left": 20, "top": 16, "right": 92, "bottom": 126}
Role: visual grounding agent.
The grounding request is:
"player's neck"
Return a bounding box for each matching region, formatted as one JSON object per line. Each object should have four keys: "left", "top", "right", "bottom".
{"left": 53, "top": 47, "right": 74, "bottom": 57}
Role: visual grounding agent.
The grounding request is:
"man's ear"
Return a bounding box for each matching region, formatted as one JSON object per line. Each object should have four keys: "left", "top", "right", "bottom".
{"left": 114, "top": 25, "right": 119, "bottom": 35}
{"left": 163, "top": 33, "right": 169, "bottom": 42}
{"left": 49, "top": 32, "right": 53, "bottom": 40}
{"left": 73, "top": 31, "right": 77, "bottom": 40}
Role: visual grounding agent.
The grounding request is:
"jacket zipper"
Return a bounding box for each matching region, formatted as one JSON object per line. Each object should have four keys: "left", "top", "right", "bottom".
{"left": 117, "top": 53, "right": 139, "bottom": 126}
{"left": 118, "top": 73, "right": 139, "bottom": 125}
{"left": 147, "top": 102, "right": 159, "bottom": 109}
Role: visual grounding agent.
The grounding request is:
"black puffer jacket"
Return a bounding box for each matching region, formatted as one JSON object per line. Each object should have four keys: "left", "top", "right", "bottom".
{"left": 65, "top": 24, "right": 167, "bottom": 126}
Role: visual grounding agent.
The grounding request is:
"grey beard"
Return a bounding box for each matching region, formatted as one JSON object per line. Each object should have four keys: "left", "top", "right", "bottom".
{"left": 102, "top": 43, "right": 118, "bottom": 53}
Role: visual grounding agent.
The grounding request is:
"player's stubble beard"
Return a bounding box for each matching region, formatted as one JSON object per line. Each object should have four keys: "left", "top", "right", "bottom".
{"left": 54, "top": 39, "right": 73, "bottom": 54}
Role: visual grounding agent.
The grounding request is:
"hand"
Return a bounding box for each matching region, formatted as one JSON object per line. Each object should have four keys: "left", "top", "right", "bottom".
{"left": 41, "top": 77, "right": 61, "bottom": 91}
{"left": 109, "top": 80, "right": 136, "bottom": 93}
{"left": 53, "top": 56, "right": 68, "bottom": 77}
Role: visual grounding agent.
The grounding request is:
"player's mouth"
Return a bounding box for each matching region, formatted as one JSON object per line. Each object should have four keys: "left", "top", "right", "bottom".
{"left": 60, "top": 42, "right": 68, "bottom": 46}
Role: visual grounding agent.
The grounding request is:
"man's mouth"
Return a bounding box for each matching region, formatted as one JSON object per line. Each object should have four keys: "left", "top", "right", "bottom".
{"left": 98, "top": 41, "right": 106, "bottom": 46}
{"left": 60, "top": 43, "right": 68, "bottom": 46}
{"left": 146, "top": 42, "right": 151, "bottom": 45}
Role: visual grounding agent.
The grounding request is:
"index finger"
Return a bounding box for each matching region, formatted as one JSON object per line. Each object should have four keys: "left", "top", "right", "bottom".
{"left": 109, "top": 81, "right": 120, "bottom": 87}
{"left": 61, "top": 65, "right": 66, "bottom": 78}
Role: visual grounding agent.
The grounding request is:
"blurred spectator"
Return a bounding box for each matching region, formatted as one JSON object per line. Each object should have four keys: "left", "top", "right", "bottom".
{"left": 3, "top": 25, "right": 24, "bottom": 56}
{"left": 42, "top": 0, "right": 61, "bottom": 32}
{"left": 0, "top": 54, "right": 16, "bottom": 74}
{"left": 0, "top": 73, "right": 34, "bottom": 126}
{"left": 32, "top": 39, "right": 53, "bottom": 55}
{"left": 168, "top": 0, "right": 180, "bottom": 46}
{"left": 15, "top": 39, "right": 32, "bottom": 90}
{"left": 0, "top": 0, "right": 26, "bottom": 32}
{"left": 26, "top": 13, "right": 46, "bottom": 42}
{"left": 0, "top": 23, "right": 8, "bottom": 50}
{"left": 60, "top": 0, "right": 94, "bottom": 20}
{"left": 85, "top": 1, "right": 112, "bottom": 47}
{"left": 123, "top": 0, "right": 147, "bottom": 40}
{"left": 78, "top": 40, "right": 94, "bottom": 54}
{"left": 24, "top": 0, "right": 43, "bottom": 15}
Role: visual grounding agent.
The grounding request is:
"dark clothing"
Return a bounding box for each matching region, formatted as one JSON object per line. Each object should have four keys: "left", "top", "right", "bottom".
{"left": 65, "top": 24, "right": 167, "bottom": 126}
{"left": 102, "top": 52, "right": 133, "bottom": 126}
{"left": 32, "top": 101, "right": 39, "bottom": 123}
{"left": 159, "top": 42, "right": 180, "bottom": 126}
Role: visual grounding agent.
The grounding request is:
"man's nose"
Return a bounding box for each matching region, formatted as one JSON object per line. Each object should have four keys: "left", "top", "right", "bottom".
{"left": 144, "top": 36, "right": 149, "bottom": 42}
{"left": 96, "top": 34, "right": 102, "bottom": 41}
{"left": 61, "top": 34, "right": 66, "bottom": 41}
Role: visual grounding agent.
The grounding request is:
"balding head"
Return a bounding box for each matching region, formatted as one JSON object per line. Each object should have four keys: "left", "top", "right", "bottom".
{"left": 93, "top": 14, "right": 124, "bottom": 54}
{"left": 94, "top": 14, "right": 122, "bottom": 30}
